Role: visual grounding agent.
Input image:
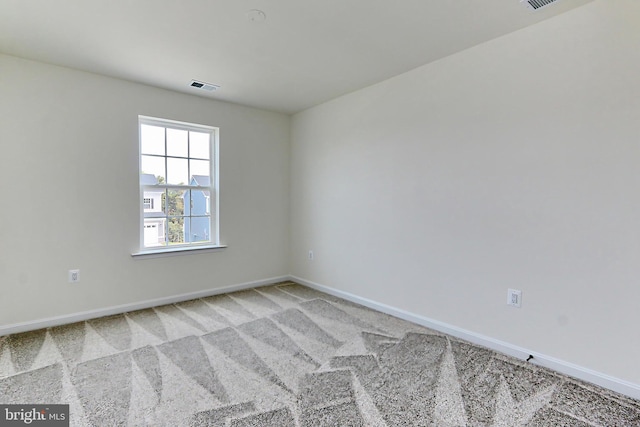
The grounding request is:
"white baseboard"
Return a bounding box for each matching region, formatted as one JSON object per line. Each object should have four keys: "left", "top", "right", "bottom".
{"left": 290, "top": 275, "right": 640, "bottom": 401}
{"left": 4, "top": 273, "right": 639, "bottom": 401}
{"left": 0, "top": 275, "right": 289, "bottom": 337}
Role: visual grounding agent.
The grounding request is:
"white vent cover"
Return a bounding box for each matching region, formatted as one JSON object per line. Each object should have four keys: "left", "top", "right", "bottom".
{"left": 521, "top": 0, "right": 561, "bottom": 10}
{"left": 190, "top": 80, "right": 220, "bottom": 92}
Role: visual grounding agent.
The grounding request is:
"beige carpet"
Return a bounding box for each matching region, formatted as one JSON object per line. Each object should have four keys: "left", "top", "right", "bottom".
{"left": 1, "top": 282, "right": 639, "bottom": 426}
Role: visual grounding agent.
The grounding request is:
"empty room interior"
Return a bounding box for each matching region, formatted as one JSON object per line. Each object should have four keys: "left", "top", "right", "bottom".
{"left": 1, "top": 0, "right": 639, "bottom": 425}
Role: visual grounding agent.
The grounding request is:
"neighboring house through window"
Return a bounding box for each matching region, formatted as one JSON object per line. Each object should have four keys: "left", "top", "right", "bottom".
{"left": 139, "top": 116, "right": 218, "bottom": 250}
{"left": 183, "top": 175, "right": 212, "bottom": 243}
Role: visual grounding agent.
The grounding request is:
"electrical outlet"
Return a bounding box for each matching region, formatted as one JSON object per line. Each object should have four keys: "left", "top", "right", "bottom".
{"left": 68, "top": 269, "right": 80, "bottom": 283}
{"left": 308, "top": 250, "right": 314, "bottom": 261}
{"left": 507, "top": 289, "right": 522, "bottom": 308}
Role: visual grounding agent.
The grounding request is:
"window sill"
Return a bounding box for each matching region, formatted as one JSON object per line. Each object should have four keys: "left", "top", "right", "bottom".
{"left": 132, "top": 244, "right": 227, "bottom": 259}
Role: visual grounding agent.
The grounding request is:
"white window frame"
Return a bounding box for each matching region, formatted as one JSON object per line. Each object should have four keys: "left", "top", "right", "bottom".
{"left": 134, "top": 115, "right": 223, "bottom": 256}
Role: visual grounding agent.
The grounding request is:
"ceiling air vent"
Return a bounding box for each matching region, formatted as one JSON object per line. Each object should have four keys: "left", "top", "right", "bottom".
{"left": 190, "top": 80, "right": 220, "bottom": 92}
{"left": 521, "top": 0, "right": 561, "bottom": 10}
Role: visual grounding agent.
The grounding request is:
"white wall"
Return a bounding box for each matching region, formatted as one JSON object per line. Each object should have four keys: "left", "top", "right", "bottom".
{"left": 0, "top": 54, "right": 290, "bottom": 327}
{"left": 290, "top": 0, "right": 640, "bottom": 385}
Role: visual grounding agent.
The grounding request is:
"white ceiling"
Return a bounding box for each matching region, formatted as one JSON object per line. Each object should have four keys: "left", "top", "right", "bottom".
{"left": 0, "top": 0, "right": 593, "bottom": 114}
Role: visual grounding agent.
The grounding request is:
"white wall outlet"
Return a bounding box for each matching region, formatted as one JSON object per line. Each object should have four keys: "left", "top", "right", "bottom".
{"left": 68, "top": 269, "right": 80, "bottom": 283}
{"left": 507, "top": 289, "right": 522, "bottom": 307}
{"left": 308, "top": 250, "right": 314, "bottom": 260}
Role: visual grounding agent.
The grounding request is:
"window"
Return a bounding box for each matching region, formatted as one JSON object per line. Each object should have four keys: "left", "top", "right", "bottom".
{"left": 138, "top": 116, "right": 218, "bottom": 251}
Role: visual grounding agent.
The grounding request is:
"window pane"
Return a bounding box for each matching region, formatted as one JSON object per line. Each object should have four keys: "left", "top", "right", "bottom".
{"left": 189, "top": 189, "right": 210, "bottom": 216}
{"left": 187, "top": 216, "right": 211, "bottom": 243}
{"left": 190, "top": 160, "right": 210, "bottom": 180}
{"left": 142, "top": 190, "right": 163, "bottom": 213}
{"left": 165, "top": 189, "right": 187, "bottom": 216}
{"left": 190, "top": 131, "right": 210, "bottom": 159}
{"left": 143, "top": 218, "right": 166, "bottom": 247}
{"left": 167, "top": 128, "right": 188, "bottom": 158}
{"left": 141, "top": 155, "right": 165, "bottom": 183}
{"left": 167, "top": 217, "right": 185, "bottom": 244}
{"left": 166, "top": 157, "right": 188, "bottom": 185}
{"left": 141, "top": 125, "right": 165, "bottom": 155}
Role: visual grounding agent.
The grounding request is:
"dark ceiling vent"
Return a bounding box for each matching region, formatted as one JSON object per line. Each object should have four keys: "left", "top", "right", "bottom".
{"left": 190, "top": 80, "right": 220, "bottom": 92}
{"left": 521, "top": 0, "right": 560, "bottom": 10}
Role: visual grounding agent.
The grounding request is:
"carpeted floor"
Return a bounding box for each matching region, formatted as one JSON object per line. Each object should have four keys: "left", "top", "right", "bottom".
{"left": 1, "top": 282, "right": 639, "bottom": 426}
